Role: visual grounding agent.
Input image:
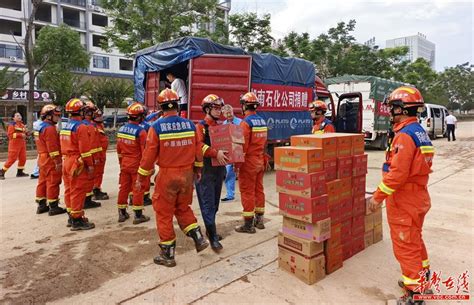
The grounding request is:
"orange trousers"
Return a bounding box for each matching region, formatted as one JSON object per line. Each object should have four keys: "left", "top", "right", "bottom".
{"left": 118, "top": 168, "right": 144, "bottom": 209}
{"left": 93, "top": 153, "right": 106, "bottom": 189}
{"left": 238, "top": 156, "right": 265, "bottom": 219}
{"left": 386, "top": 185, "right": 431, "bottom": 291}
{"left": 63, "top": 155, "right": 90, "bottom": 218}
{"left": 152, "top": 167, "right": 198, "bottom": 244}
{"left": 3, "top": 143, "right": 26, "bottom": 170}
{"left": 36, "top": 154, "right": 61, "bottom": 202}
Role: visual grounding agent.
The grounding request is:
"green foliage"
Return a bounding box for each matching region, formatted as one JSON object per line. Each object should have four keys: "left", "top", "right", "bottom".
{"left": 229, "top": 13, "right": 274, "bottom": 52}
{"left": 0, "top": 66, "right": 21, "bottom": 95}
{"left": 38, "top": 70, "right": 87, "bottom": 105}
{"left": 101, "top": 0, "right": 221, "bottom": 56}
{"left": 437, "top": 62, "right": 473, "bottom": 105}
{"left": 85, "top": 77, "right": 134, "bottom": 110}
{"left": 461, "top": 101, "right": 474, "bottom": 112}
{"left": 446, "top": 102, "right": 461, "bottom": 110}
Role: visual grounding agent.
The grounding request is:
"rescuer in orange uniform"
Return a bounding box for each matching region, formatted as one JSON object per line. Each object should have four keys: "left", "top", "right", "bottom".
{"left": 235, "top": 92, "right": 269, "bottom": 234}
{"left": 0, "top": 112, "right": 29, "bottom": 179}
{"left": 367, "top": 87, "right": 434, "bottom": 305}
{"left": 136, "top": 89, "right": 208, "bottom": 267}
{"left": 34, "top": 104, "right": 67, "bottom": 216}
{"left": 116, "top": 102, "right": 150, "bottom": 224}
{"left": 309, "top": 100, "right": 335, "bottom": 134}
{"left": 195, "top": 94, "right": 229, "bottom": 252}
{"left": 92, "top": 108, "right": 109, "bottom": 200}
{"left": 82, "top": 101, "right": 101, "bottom": 208}
{"left": 61, "top": 98, "right": 95, "bottom": 230}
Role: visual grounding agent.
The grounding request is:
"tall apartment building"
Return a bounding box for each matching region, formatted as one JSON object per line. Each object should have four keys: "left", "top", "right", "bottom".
{"left": 385, "top": 33, "right": 436, "bottom": 68}
{"left": 0, "top": 0, "right": 231, "bottom": 118}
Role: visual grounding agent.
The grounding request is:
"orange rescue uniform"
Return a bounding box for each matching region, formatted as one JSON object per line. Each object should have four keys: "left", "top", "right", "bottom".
{"left": 3, "top": 121, "right": 27, "bottom": 171}
{"left": 83, "top": 119, "right": 100, "bottom": 197}
{"left": 138, "top": 113, "right": 203, "bottom": 244}
{"left": 117, "top": 121, "right": 147, "bottom": 210}
{"left": 312, "top": 117, "right": 335, "bottom": 134}
{"left": 60, "top": 117, "right": 94, "bottom": 218}
{"left": 239, "top": 112, "right": 268, "bottom": 218}
{"left": 34, "top": 121, "right": 62, "bottom": 203}
{"left": 373, "top": 117, "right": 434, "bottom": 291}
{"left": 94, "top": 122, "right": 108, "bottom": 190}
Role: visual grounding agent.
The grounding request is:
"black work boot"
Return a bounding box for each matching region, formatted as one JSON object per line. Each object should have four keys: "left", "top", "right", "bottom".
{"left": 66, "top": 213, "right": 73, "bottom": 227}
{"left": 48, "top": 200, "right": 67, "bottom": 216}
{"left": 153, "top": 243, "right": 177, "bottom": 267}
{"left": 118, "top": 208, "right": 130, "bottom": 223}
{"left": 143, "top": 193, "right": 152, "bottom": 206}
{"left": 84, "top": 195, "right": 101, "bottom": 209}
{"left": 396, "top": 289, "right": 425, "bottom": 305}
{"left": 186, "top": 227, "right": 209, "bottom": 253}
{"left": 36, "top": 199, "right": 49, "bottom": 214}
{"left": 71, "top": 217, "right": 95, "bottom": 231}
{"left": 93, "top": 188, "right": 109, "bottom": 200}
{"left": 254, "top": 213, "right": 265, "bottom": 229}
{"left": 0, "top": 169, "right": 5, "bottom": 180}
{"left": 235, "top": 218, "right": 256, "bottom": 234}
{"left": 16, "top": 169, "right": 29, "bottom": 177}
{"left": 206, "top": 224, "right": 223, "bottom": 252}
{"left": 206, "top": 230, "right": 223, "bottom": 241}
{"left": 133, "top": 209, "right": 150, "bottom": 225}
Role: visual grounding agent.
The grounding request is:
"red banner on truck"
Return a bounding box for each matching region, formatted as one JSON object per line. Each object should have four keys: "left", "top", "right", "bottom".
{"left": 251, "top": 84, "right": 313, "bottom": 111}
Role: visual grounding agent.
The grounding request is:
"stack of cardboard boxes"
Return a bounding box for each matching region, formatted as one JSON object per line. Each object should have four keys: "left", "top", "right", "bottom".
{"left": 274, "top": 133, "right": 383, "bottom": 285}
{"left": 209, "top": 124, "right": 245, "bottom": 166}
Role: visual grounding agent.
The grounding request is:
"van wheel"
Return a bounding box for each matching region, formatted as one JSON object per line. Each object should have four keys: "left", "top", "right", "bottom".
{"left": 429, "top": 130, "right": 436, "bottom": 140}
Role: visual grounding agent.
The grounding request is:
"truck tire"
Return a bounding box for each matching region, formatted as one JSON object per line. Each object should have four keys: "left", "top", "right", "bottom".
{"left": 377, "top": 133, "right": 388, "bottom": 151}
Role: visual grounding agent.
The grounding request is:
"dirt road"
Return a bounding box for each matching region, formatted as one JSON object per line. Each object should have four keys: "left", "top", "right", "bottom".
{"left": 0, "top": 122, "right": 472, "bottom": 304}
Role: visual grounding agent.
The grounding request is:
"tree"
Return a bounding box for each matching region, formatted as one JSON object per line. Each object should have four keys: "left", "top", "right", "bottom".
{"left": 437, "top": 62, "right": 473, "bottom": 106}
{"left": 446, "top": 102, "right": 461, "bottom": 111}
{"left": 229, "top": 13, "right": 274, "bottom": 52}
{"left": 0, "top": 66, "right": 21, "bottom": 95}
{"left": 461, "top": 101, "right": 474, "bottom": 113}
{"left": 101, "top": 0, "right": 221, "bottom": 56}
{"left": 85, "top": 78, "right": 134, "bottom": 128}
{"left": 34, "top": 25, "right": 90, "bottom": 105}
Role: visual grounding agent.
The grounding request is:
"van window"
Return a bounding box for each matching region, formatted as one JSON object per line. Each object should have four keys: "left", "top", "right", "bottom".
{"left": 420, "top": 108, "right": 427, "bottom": 118}
{"left": 433, "top": 108, "right": 441, "bottom": 118}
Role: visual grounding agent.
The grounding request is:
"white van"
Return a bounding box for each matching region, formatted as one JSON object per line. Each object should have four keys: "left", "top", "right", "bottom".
{"left": 419, "top": 103, "right": 448, "bottom": 139}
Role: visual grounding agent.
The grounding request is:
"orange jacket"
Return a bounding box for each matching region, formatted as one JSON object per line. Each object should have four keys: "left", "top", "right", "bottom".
{"left": 240, "top": 111, "right": 267, "bottom": 157}
{"left": 60, "top": 116, "right": 93, "bottom": 167}
{"left": 84, "top": 119, "right": 101, "bottom": 161}
{"left": 373, "top": 118, "right": 434, "bottom": 203}
{"left": 196, "top": 117, "right": 219, "bottom": 158}
{"left": 312, "top": 117, "right": 335, "bottom": 134}
{"left": 7, "top": 121, "right": 27, "bottom": 145}
{"left": 117, "top": 121, "right": 147, "bottom": 171}
{"left": 138, "top": 113, "right": 203, "bottom": 179}
{"left": 35, "top": 120, "right": 61, "bottom": 166}
{"left": 96, "top": 122, "right": 109, "bottom": 152}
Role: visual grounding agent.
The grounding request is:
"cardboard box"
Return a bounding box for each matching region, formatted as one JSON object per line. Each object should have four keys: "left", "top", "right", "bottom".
{"left": 274, "top": 147, "right": 324, "bottom": 173}
{"left": 329, "top": 201, "right": 342, "bottom": 224}
{"left": 352, "top": 175, "right": 367, "bottom": 197}
{"left": 209, "top": 124, "right": 245, "bottom": 144}
{"left": 337, "top": 156, "right": 353, "bottom": 168}
{"left": 278, "top": 231, "right": 324, "bottom": 257}
{"left": 340, "top": 198, "right": 353, "bottom": 221}
{"left": 333, "top": 134, "right": 353, "bottom": 157}
{"left": 353, "top": 195, "right": 366, "bottom": 216}
{"left": 282, "top": 217, "right": 331, "bottom": 242}
{"left": 279, "top": 193, "right": 329, "bottom": 224}
{"left": 325, "top": 223, "right": 342, "bottom": 250}
{"left": 364, "top": 230, "right": 374, "bottom": 248}
{"left": 352, "top": 134, "right": 365, "bottom": 155}
{"left": 352, "top": 154, "right": 368, "bottom": 167}
{"left": 337, "top": 156, "right": 353, "bottom": 179}
{"left": 210, "top": 142, "right": 245, "bottom": 166}
{"left": 364, "top": 214, "right": 374, "bottom": 232}
{"left": 373, "top": 224, "right": 383, "bottom": 243}
{"left": 324, "top": 245, "right": 343, "bottom": 274}
{"left": 352, "top": 215, "right": 365, "bottom": 237}
{"left": 353, "top": 164, "right": 368, "bottom": 177}
{"left": 326, "top": 179, "right": 341, "bottom": 206}
{"left": 323, "top": 158, "right": 337, "bottom": 181}
{"left": 342, "top": 240, "right": 353, "bottom": 260}
{"left": 365, "top": 194, "right": 374, "bottom": 215}
{"left": 291, "top": 134, "right": 337, "bottom": 160}
{"left": 339, "top": 177, "right": 352, "bottom": 199}
{"left": 373, "top": 208, "right": 383, "bottom": 226}
{"left": 278, "top": 247, "right": 326, "bottom": 285}
{"left": 276, "top": 170, "right": 326, "bottom": 198}
{"left": 341, "top": 219, "right": 352, "bottom": 243}
{"left": 352, "top": 234, "right": 365, "bottom": 255}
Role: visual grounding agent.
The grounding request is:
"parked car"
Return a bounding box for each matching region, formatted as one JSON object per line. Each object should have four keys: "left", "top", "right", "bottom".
{"left": 103, "top": 114, "right": 128, "bottom": 128}
{"left": 419, "top": 103, "right": 448, "bottom": 139}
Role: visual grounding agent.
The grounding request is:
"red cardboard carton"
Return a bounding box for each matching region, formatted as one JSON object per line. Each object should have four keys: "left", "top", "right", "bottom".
{"left": 211, "top": 142, "right": 245, "bottom": 166}
{"left": 276, "top": 170, "right": 326, "bottom": 198}
{"left": 324, "top": 245, "right": 343, "bottom": 274}
{"left": 352, "top": 215, "right": 365, "bottom": 237}
{"left": 352, "top": 234, "right": 365, "bottom": 255}
{"left": 209, "top": 124, "right": 245, "bottom": 144}
{"left": 275, "top": 147, "right": 324, "bottom": 173}
{"left": 325, "top": 223, "right": 342, "bottom": 250}
{"left": 329, "top": 201, "right": 342, "bottom": 224}
{"left": 279, "top": 193, "right": 329, "bottom": 224}
{"left": 352, "top": 134, "right": 365, "bottom": 155}
{"left": 341, "top": 219, "right": 352, "bottom": 243}
{"left": 353, "top": 195, "right": 366, "bottom": 216}
{"left": 340, "top": 198, "right": 353, "bottom": 221}
{"left": 333, "top": 134, "right": 353, "bottom": 157}
{"left": 323, "top": 158, "right": 337, "bottom": 181}
{"left": 352, "top": 175, "right": 367, "bottom": 197}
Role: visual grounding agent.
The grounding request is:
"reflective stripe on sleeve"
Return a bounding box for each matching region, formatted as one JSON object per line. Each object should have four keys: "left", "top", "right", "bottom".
{"left": 138, "top": 167, "right": 151, "bottom": 176}
{"left": 117, "top": 133, "right": 136, "bottom": 140}
{"left": 378, "top": 182, "right": 395, "bottom": 195}
{"left": 420, "top": 146, "right": 435, "bottom": 154}
{"left": 49, "top": 151, "right": 60, "bottom": 157}
{"left": 202, "top": 144, "right": 210, "bottom": 155}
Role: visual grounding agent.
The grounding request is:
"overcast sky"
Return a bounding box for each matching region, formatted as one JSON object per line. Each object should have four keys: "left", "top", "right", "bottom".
{"left": 231, "top": 0, "right": 473, "bottom": 71}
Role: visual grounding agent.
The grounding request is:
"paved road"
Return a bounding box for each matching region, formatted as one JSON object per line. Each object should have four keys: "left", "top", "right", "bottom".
{"left": 0, "top": 122, "right": 472, "bottom": 304}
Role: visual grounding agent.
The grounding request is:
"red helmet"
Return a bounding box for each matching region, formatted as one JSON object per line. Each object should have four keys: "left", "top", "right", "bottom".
{"left": 127, "top": 102, "right": 146, "bottom": 117}
{"left": 240, "top": 92, "right": 259, "bottom": 106}
{"left": 201, "top": 94, "right": 224, "bottom": 112}
{"left": 158, "top": 89, "right": 180, "bottom": 104}
{"left": 309, "top": 100, "right": 327, "bottom": 113}
{"left": 40, "top": 104, "right": 61, "bottom": 119}
{"left": 386, "top": 86, "right": 424, "bottom": 109}
{"left": 65, "top": 98, "right": 84, "bottom": 113}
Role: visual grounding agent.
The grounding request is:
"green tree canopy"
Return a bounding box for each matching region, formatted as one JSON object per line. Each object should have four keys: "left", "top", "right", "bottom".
{"left": 101, "top": 0, "right": 221, "bottom": 56}
{"left": 229, "top": 12, "right": 274, "bottom": 52}
{"left": 86, "top": 77, "right": 134, "bottom": 110}
{"left": 0, "top": 66, "right": 21, "bottom": 95}
{"left": 437, "top": 62, "right": 473, "bottom": 105}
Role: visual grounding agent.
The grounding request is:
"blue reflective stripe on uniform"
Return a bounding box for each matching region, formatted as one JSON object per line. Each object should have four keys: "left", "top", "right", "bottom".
{"left": 399, "top": 122, "right": 433, "bottom": 149}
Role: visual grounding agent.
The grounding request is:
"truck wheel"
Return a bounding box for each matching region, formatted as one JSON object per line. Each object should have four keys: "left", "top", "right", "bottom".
{"left": 378, "top": 134, "right": 388, "bottom": 151}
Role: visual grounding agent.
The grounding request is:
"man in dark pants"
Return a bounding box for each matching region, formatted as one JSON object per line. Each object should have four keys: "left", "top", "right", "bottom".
{"left": 195, "top": 94, "right": 229, "bottom": 252}
{"left": 444, "top": 111, "right": 457, "bottom": 141}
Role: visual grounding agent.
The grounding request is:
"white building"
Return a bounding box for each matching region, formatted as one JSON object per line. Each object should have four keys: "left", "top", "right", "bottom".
{"left": 385, "top": 33, "right": 436, "bottom": 68}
